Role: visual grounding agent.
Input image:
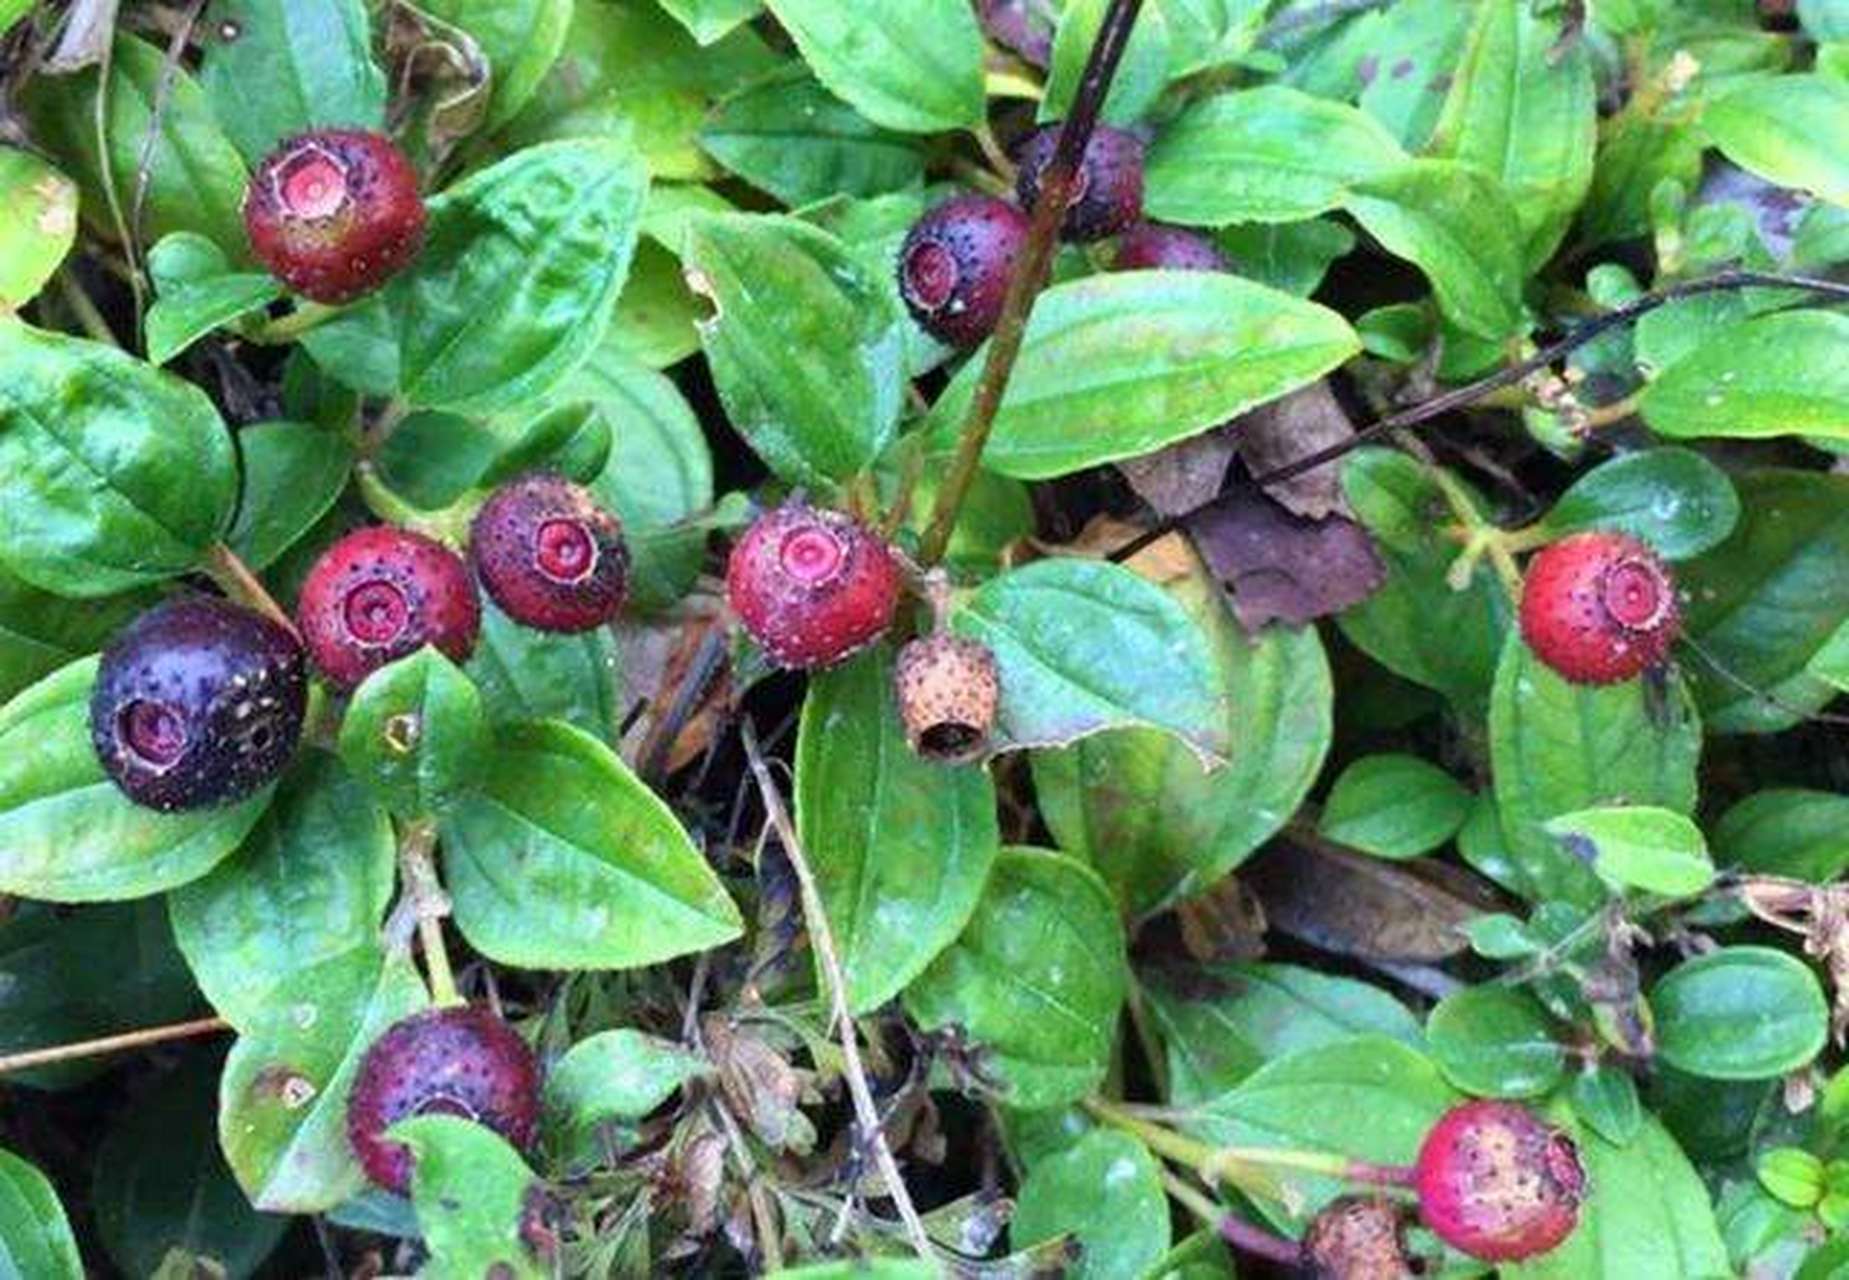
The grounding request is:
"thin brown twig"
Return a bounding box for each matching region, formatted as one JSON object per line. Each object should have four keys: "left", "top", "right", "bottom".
{"left": 0, "top": 1015, "right": 230, "bottom": 1075}
{"left": 739, "top": 718, "right": 936, "bottom": 1265}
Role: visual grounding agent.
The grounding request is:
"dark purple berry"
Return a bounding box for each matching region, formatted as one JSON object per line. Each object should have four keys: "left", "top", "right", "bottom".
{"left": 296, "top": 526, "right": 480, "bottom": 689}
{"left": 898, "top": 194, "right": 1030, "bottom": 348}
{"left": 1014, "top": 123, "right": 1145, "bottom": 242}
{"left": 470, "top": 472, "right": 629, "bottom": 633}
{"left": 1112, "top": 222, "right": 1227, "bottom": 273}
{"left": 89, "top": 596, "right": 308, "bottom": 812}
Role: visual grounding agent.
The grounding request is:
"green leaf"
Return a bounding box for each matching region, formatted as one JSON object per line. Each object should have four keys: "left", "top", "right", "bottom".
{"left": 94, "top": 1056, "right": 291, "bottom": 1278}
{"left": 22, "top": 35, "right": 250, "bottom": 258}
{"left": 439, "top": 719, "right": 743, "bottom": 969}
{"left": 168, "top": 752, "right": 394, "bottom": 1030}
{"left": 395, "top": 137, "right": 647, "bottom": 416}
{"left": 0, "top": 561, "right": 149, "bottom": 707}
{"left": 1429, "top": 0, "right": 1597, "bottom": 267}
{"left": 659, "top": 0, "right": 763, "bottom": 44}
{"left": 1426, "top": 986, "right": 1567, "bottom": 1099}
{"left": 1813, "top": 617, "right": 1849, "bottom": 693}
{"left": 466, "top": 599, "right": 622, "bottom": 739}
{"left": 904, "top": 848, "right": 1127, "bottom": 1109}
{"left": 1706, "top": 74, "right": 1849, "bottom": 208}
{"left": 1158, "top": 0, "right": 1266, "bottom": 77}
{"left": 1544, "top": 805, "right": 1713, "bottom": 897}
{"left": 774, "top": 1264, "right": 937, "bottom": 1280}
{"left": 1032, "top": 559, "right": 1331, "bottom": 917}
{"left": 1650, "top": 946, "right": 1830, "bottom": 1081}
{"left": 1012, "top": 1130, "right": 1170, "bottom": 1280}
{"left": 700, "top": 67, "right": 926, "bottom": 207}
{"left": 1507, "top": 1109, "right": 1729, "bottom": 1280}
{"left": 228, "top": 421, "right": 354, "bottom": 571}
{"left": 1142, "top": 963, "right": 1422, "bottom": 1105}
{"left": 1488, "top": 631, "right": 1702, "bottom": 907}
{"left": 1529, "top": 447, "right": 1741, "bottom": 561}
{"left": 299, "top": 293, "right": 400, "bottom": 396}
{"left": 953, "top": 558, "right": 1226, "bottom": 762}
{"left": 0, "top": 658, "right": 272, "bottom": 902}
{"left": 1341, "top": 159, "right": 1527, "bottom": 341}
{"left": 1044, "top": 0, "right": 1172, "bottom": 126}
{"left": 338, "top": 649, "right": 489, "bottom": 820}
{"left": 1145, "top": 85, "right": 1405, "bottom": 226}
{"left": 795, "top": 644, "right": 1000, "bottom": 1013}
{"left": 1354, "top": 0, "right": 1474, "bottom": 149}
{"left": 0, "top": 148, "right": 77, "bottom": 310}
{"left": 218, "top": 953, "right": 427, "bottom": 1212}
{"left": 394, "top": 1115, "right": 548, "bottom": 1279}
{"left": 608, "top": 239, "right": 704, "bottom": 368}
{"left": 0, "top": 322, "right": 238, "bottom": 596}
{"left": 1759, "top": 1147, "right": 1827, "bottom": 1209}
{"left": 541, "top": 1029, "right": 709, "bottom": 1151}
{"left": 0, "top": 1148, "right": 81, "bottom": 1279}
{"left": 417, "top": 0, "right": 573, "bottom": 131}
{"left": 762, "top": 0, "right": 985, "bottom": 133}
{"left": 1678, "top": 469, "right": 1849, "bottom": 732}
{"left": 1640, "top": 311, "right": 1849, "bottom": 441}
{"left": 1319, "top": 753, "right": 1471, "bottom": 860}
{"left": 199, "top": 0, "right": 387, "bottom": 164}
{"left": 1569, "top": 1065, "right": 1643, "bottom": 1147}
{"left": 144, "top": 232, "right": 283, "bottom": 366}
{"left": 1714, "top": 788, "right": 1849, "bottom": 882}
{"left": 685, "top": 212, "right": 904, "bottom": 487}
{"left": 1214, "top": 218, "right": 1357, "bottom": 297}
{"left": 923, "top": 271, "right": 1358, "bottom": 481}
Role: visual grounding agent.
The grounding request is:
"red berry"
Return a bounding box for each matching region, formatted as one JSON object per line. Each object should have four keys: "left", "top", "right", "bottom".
{"left": 1015, "top": 124, "right": 1145, "bottom": 242}
{"left": 1519, "top": 532, "right": 1680, "bottom": 685}
{"left": 893, "top": 633, "right": 1001, "bottom": 763}
{"left": 88, "top": 596, "right": 308, "bottom": 812}
{"left": 1301, "top": 1196, "right": 1415, "bottom": 1280}
{"left": 1112, "top": 222, "right": 1227, "bottom": 273}
{"left": 297, "top": 526, "right": 480, "bottom": 689}
{"left": 346, "top": 1005, "right": 541, "bottom": 1194}
{"left": 726, "top": 504, "right": 902, "bottom": 669}
{"left": 244, "top": 129, "right": 425, "bottom": 304}
{"left": 470, "top": 472, "right": 629, "bottom": 634}
{"left": 1415, "top": 1100, "right": 1585, "bottom": 1262}
{"left": 898, "top": 195, "right": 1030, "bottom": 348}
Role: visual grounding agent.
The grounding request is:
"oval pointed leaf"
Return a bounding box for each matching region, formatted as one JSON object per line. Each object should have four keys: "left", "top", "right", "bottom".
{"left": 394, "top": 1115, "right": 546, "bottom": 1278}
{"left": 1530, "top": 447, "right": 1740, "bottom": 561}
{"left": 1319, "top": 753, "right": 1472, "bottom": 860}
{"left": 1012, "top": 1130, "right": 1169, "bottom": 1280}
{"left": 1651, "top": 946, "right": 1830, "bottom": 1081}
{"left": 227, "top": 420, "right": 355, "bottom": 571}
{"left": 762, "top": 0, "right": 985, "bottom": 133}
{"left": 1706, "top": 74, "right": 1849, "bottom": 209}
{"left": 0, "top": 1148, "right": 81, "bottom": 1279}
{"left": 1640, "top": 311, "right": 1849, "bottom": 441}
{"left": 338, "top": 649, "right": 489, "bottom": 820}
{"left": 795, "top": 644, "right": 1001, "bottom": 1013}
{"left": 1427, "top": 985, "right": 1567, "bottom": 1099}
{"left": 199, "top": 0, "right": 388, "bottom": 165}
{"left": 0, "top": 322, "right": 237, "bottom": 596}
{"left": 439, "top": 719, "right": 743, "bottom": 969}
{"left": 1714, "top": 788, "right": 1849, "bottom": 883}
{"left": 466, "top": 599, "right": 623, "bottom": 740}
{"left": 542, "top": 1029, "right": 709, "bottom": 1149}
{"left": 0, "top": 148, "right": 78, "bottom": 310}
{"left": 1544, "top": 804, "right": 1713, "bottom": 897}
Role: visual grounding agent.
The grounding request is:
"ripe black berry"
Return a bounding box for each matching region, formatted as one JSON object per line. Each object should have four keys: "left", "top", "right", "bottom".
{"left": 1015, "top": 123, "right": 1145, "bottom": 242}
{"left": 898, "top": 194, "right": 1030, "bottom": 348}
{"left": 297, "top": 527, "right": 480, "bottom": 690}
{"left": 1112, "top": 222, "right": 1227, "bottom": 273}
{"left": 470, "top": 472, "right": 629, "bottom": 633}
{"left": 89, "top": 596, "right": 308, "bottom": 812}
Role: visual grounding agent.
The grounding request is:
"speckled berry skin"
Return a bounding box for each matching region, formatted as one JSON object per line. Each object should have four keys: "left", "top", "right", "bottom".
{"left": 1112, "top": 222, "right": 1227, "bottom": 273}
{"left": 88, "top": 596, "right": 308, "bottom": 812}
{"left": 346, "top": 1005, "right": 541, "bottom": 1194}
{"left": 898, "top": 194, "right": 1031, "bottom": 348}
{"left": 470, "top": 472, "right": 629, "bottom": 633}
{"left": 297, "top": 526, "right": 480, "bottom": 690}
{"left": 1015, "top": 123, "right": 1145, "bottom": 242}
{"left": 244, "top": 129, "right": 425, "bottom": 304}
{"left": 1415, "top": 1100, "right": 1585, "bottom": 1262}
{"left": 1301, "top": 1196, "right": 1415, "bottom": 1280}
{"left": 726, "top": 505, "right": 902, "bottom": 669}
{"left": 894, "top": 633, "right": 1000, "bottom": 763}
{"left": 1519, "top": 532, "right": 1679, "bottom": 685}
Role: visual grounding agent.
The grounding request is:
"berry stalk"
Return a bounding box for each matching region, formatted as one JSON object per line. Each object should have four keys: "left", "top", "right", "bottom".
{"left": 398, "top": 820, "right": 460, "bottom": 1007}
{"left": 204, "top": 542, "right": 302, "bottom": 640}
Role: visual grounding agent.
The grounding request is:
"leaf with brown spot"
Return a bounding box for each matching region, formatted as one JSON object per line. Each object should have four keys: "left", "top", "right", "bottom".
{"left": 1232, "top": 381, "right": 1357, "bottom": 519}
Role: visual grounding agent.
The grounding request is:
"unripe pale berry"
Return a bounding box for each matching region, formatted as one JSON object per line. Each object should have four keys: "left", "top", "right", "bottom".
{"left": 726, "top": 504, "right": 902, "bottom": 669}
{"left": 1519, "top": 531, "right": 1679, "bottom": 685}
{"left": 297, "top": 526, "right": 480, "bottom": 689}
{"left": 1015, "top": 123, "right": 1145, "bottom": 242}
{"left": 470, "top": 472, "right": 629, "bottom": 633}
{"left": 1301, "top": 1196, "right": 1415, "bottom": 1280}
{"left": 898, "top": 194, "right": 1031, "bottom": 348}
{"left": 1112, "top": 222, "right": 1228, "bottom": 273}
{"left": 1414, "top": 1100, "right": 1585, "bottom": 1262}
{"left": 346, "top": 1005, "right": 541, "bottom": 1194}
{"left": 89, "top": 596, "right": 308, "bottom": 812}
{"left": 893, "top": 632, "right": 1000, "bottom": 763}
{"left": 244, "top": 128, "right": 425, "bottom": 304}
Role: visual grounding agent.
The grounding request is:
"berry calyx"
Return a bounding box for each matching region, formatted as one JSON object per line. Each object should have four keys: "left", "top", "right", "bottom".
{"left": 244, "top": 129, "right": 425, "bottom": 304}
{"left": 1301, "top": 1196, "right": 1415, "bottom": 1279}
{"left": 1112, "top": 222, "right": 1228, "bottom": 273}
{"left": 470, "top": 472, "right": 629, "bottom": 634}
{"left": 898, "top": 194, "right": 1031, "bottom": 348}
{"left": 1414, "top": 1100, "right": 1585, "bottom": 1262}
{"left": 346, "top": 1005, "right": 541, "bottom": 1195}
{"left": 1015, "top": 123, "right": 1145, "bottom": 243}
{"left": 89, "top": 596, "right": 308, "bottom": 812}
{"left": 297, "top": 526, "right": 480, "bottom": 689}
{"left": 726, "top": 504, "right": 902, "bottom": 669}
{"left": 894, "top": 632, "right": 1001, "bottom": 764}
{"left": 1518, "top": 531, "right": 1680, "bottom": 685}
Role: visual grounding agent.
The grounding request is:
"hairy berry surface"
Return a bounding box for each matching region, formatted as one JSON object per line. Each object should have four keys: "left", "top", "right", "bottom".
{"left": 471, "top": 472, "right": 629, "bottom": 633}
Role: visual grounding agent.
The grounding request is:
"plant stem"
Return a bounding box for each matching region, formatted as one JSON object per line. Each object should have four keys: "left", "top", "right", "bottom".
{"left": 399, "top": 820, "right": 460, "bottom": 1007}
{"left": 205, "top": 543, "right": 301, "bottom": 639}
{"left": 55, "top": 269, "right": 119, "bottom": 347}
{"left": 917, "top": 0, "right": 1147, "bottom": 567}
{"left": 1395, "top": 431, "right": 1524, "bottom": 599}
{"left": 0, "top": 1016, "right": 230, "bottom": 1075}
{"left": 740, "top": 718, "right": 937, "bottom": 1265}
{"left": 1161, "top": 1171, "right": 1305, "bottom": 1268}
{"left": 973, "top": 121, "right": 1017, "bottom": 182}
{"left": 248, "top": 300, "right": 344, "bottom": 345}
